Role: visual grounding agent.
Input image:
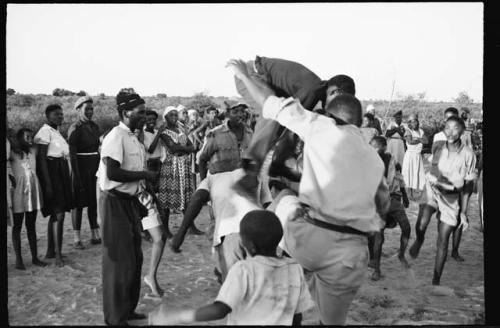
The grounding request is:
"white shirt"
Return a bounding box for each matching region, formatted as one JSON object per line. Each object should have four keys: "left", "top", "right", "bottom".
{"left": 97, "top": 122, "right": 146, "bottom": 195}
{"left": 263, "top": 96, "right": 387, "bottom": 233}
{"left": 143, "top": 128, "right": 165, "bottom": 160}
{"left": 34, "top": 124, "right": 70, "bottom": 158}
{"left": 197, "top": 168, "right": 272, "bottom": 246}
{"left": 215, "top": 255, "right": 314, "bottom": 325}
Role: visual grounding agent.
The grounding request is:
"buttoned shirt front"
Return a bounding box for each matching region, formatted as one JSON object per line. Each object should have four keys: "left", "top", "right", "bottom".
{"left": 428, "top": 141, "right": 476, "bottom": 189}
{"left": 34, "top": 124, "right": 70, "bottom": 158}
{"left": 142, "top": 128, "right": 165, "bottom": 160}
{"left": 97, "top": 121, "right": 146, "bottom": 195}
{"left": 263, "top": 96, "right": 387, "bottom": 233}
{"left": 198, "top": 120, "right": 253, "bottom": 175}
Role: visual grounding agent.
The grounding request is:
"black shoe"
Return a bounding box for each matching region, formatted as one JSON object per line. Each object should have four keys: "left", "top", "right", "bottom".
{"left": 128, "top": 312, "right": 146, "bottom": 320}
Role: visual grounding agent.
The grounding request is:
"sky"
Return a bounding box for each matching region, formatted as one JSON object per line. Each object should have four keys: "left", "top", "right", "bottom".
{"left": 6, "top": 3, "right": 483, "bottom": 102}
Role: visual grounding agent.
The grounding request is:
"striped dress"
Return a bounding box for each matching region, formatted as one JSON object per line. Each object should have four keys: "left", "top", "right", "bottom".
{"left": 158, "top": 127, "right": 194, "bottom": 211}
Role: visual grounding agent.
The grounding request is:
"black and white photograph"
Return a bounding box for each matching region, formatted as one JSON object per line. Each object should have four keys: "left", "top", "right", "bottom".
{"left": 4, "top": 2, "right": 486, "bottom": 325}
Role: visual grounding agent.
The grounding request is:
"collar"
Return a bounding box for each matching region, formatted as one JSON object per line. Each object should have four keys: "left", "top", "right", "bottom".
{"left": 118, "top": 121, "right": 135, "bottom": 135}
{"left": 44, "top": 123, "right": 59, "bottom": 132}
{"left": 251, "top": 255, "right": 297, "bottom": 267}
{"left": 445, "top": 139, "right": 465, "bottom": 153}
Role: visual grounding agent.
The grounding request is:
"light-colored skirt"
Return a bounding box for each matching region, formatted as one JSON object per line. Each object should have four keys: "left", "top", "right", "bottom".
{"left": 11, "top": 172, "right": 43, "bottom": 214}
{"left": 402, "top": 151, "right": 426, "bottom": 190}
{"left": 387, "top": 138, "right": 406, "bottom": 166}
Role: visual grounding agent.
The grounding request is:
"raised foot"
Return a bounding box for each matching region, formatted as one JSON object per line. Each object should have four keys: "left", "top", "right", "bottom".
{"left": 144, "top": 276, "right": 163, "bottom": 298}
{"left": 451, "top": 252, "right": 465, "bottom": 262}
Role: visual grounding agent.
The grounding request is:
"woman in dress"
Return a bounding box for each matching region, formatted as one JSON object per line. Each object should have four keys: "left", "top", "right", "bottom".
{"left": 402, "top": 114, "right": 428, "bottom": 199}
{"left": 157, "top": 106, "right": 203, "bottom": 238}
{"left": 360, "top": 113, "right": 380, "bottom": 143}
{"left": 385, "top": 110, "right": 407, "bottom": 166}
{"left": 10, "top": 128, "right": 47, "bottom": 269}
{"left": 68, "top": 96, "right": 101, "bottom": 249}
{"left": 35, "top": 104, "right": 74, "bottom": 267}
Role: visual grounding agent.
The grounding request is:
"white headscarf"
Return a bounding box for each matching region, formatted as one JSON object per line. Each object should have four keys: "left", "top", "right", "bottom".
{"left": 163, "top": 106, "right": 178, "bottom": 121}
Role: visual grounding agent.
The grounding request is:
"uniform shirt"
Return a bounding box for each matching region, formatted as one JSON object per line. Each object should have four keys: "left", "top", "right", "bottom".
{"left": 67, "top": 120, "right": 101, "bottom": 154}
{"left": 215, "top": 255, "right": 314, "bottom": 325}
{"left": 97, "top": 121, "right": 146, "bottom": 195}
{"left": 198, "top": 120, "right": 253, "bottom": 175}
{"left": 263, "top": 96, "right": 388, "bottom": 233}
{"left": 197, "top": 168, "right": 272, "bottom": 247}
{"left": 142, "top": 128, "right": 164, "bottom": 160}
{"left": 428, "top": 141, "right": 477, "bottom": 189}
{"left": 34, "top": 124, "right": 70, "bottom": 158}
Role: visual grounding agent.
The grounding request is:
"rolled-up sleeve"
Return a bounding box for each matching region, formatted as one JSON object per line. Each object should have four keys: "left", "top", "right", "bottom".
{"left": 262, "top": 96, "right": 316, "bottom": 140}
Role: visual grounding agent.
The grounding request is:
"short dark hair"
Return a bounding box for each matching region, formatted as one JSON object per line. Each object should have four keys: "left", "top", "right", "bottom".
{"left": 371, "top": 135, "right": 387, "bottom": 147}
{"left": 326, "top": 94, "right": 362, "bottom": 127}
{"left": 327, "top": 74, "right": 356, "bottom": 96}
{"left": 228, "top": 103, "right": 248, "bottom": 112}
{"left": 145, "top": 109, "right": 158, "bottom": 119}
{"left": 363, "top": 113, "right": 375, "bottom": 122}
{"left": 240, "top": 210, "right": 283, "bottom": 253}
{"left": 444, "top": 107, "right": 459, "bottom": 117}
{"left": 205, "top": 105, "right": 218, "bottom": 114}
{"left": 445, "top": 116, "right": 466, "bottom": 130}
{"left": 16, "top": 127, "right": 33, "bottom": 140}
{"left": 45, "top": 104, "right": 62, "bottom": 117}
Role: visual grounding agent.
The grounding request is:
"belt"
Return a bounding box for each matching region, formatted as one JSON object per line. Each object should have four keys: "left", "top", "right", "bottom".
{"left": 47, "top": 156, "right": 68, "bottom": 161}
{"left": 301, "top": 204, "right": 368, "bottom": 237}
{"left": 77, "top": 152, "right": 99, "bottom": 156}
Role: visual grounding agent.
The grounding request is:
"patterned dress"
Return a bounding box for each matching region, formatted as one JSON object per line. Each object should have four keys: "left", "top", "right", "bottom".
{"left": 158, "top": 127, "right": 194, "bottom": 211}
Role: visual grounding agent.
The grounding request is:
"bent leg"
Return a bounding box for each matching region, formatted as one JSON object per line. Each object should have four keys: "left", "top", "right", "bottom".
{"left": 432, "top": 220, "right": 454, "bottom": 285}
{"left": 409, "top": 204, "right": 436, "bottom": 259}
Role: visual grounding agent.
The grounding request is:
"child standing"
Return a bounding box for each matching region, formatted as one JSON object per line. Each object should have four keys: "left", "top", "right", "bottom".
{"left": 368, "top": 136, "right": 411, "bottom": 281}
{"left": 150, "top": 210, "right": 314, "bottom": 325}
{"left": 402, "top": 114, "right": 427, "bottom": 199}
{"left": 10, "top": 128, "right": 47, "bottom": 269}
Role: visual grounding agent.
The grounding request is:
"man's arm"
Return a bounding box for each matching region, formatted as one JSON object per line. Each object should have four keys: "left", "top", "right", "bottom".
{"left": 198, "top": 133, "right": 218, "bottom": 180}
{"left": 148, "top": 302, "right": 231, "bottom": 325}
{"left": 104, "top": 157, "right": 155, "bottom": 182}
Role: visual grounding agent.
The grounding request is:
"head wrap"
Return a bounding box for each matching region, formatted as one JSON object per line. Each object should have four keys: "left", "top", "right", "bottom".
{"left": 116, "top": 92, "right": 145, "bottom": 113}
{"left": 408, "top": 113, "right": 418, "bottom": 121}
{"left": 176, "top": 104, "right": 186, "bottom": 112}
{"left": 163, "top": 106, "right": 178, "bottom": 121}
{"left": 187, "top": 109, "right": 198, "bottom": 116}
{"left": 393, "top": 110, "right": 403, "bottom": 117}
{"left": 74, "top": 96, "right": 93, "bottom": 110}
{"left": 366, "top": 104, "right": 375, "bottom": 113}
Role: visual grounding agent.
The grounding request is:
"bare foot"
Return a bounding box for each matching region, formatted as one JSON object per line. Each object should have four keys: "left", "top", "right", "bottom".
{"left": 15, "top": 260, "right": 26, "bottom": 270}
{"left": 144, "top": 276, "right": 163, "bottom": 297}
{"left": 408, "top": 242, "right": 421, "bottom": 259}
{"left": 55, "top": 257, "right": 65, "bottom": 267}
{"left": 398, "top": 255, "right": 411, "bottom": 268}
{"left": 368, "top": 260, "right": 376, "bottom": 269}
{"left": 451, "top": 252, "right": 465, "bottom": 262}
{"left": 32, "top": 258, "right": 48, "bottom": 267}
{"left": 371, "top": 270, "right": 382, "bottom": 281}
{"left": 45, "top": 251, "right": 56, "bottom": 259}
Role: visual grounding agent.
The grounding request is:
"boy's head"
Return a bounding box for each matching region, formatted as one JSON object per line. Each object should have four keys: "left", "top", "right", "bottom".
{"left": 325, "top": 74, "right": 356, "bottom": 108}
{"left": 45, "top": 104, "right": 64, "bottom": 126}
{"left": 227, "top": 103, "right": 247, "bottom": 127}
{"left": 444, "top": 116, "right": 465, "bottom": 143}
{"left": 444, "top": 107, "right": 459, "bottom": 121}
{"left": 240, "top": 210, "right": 283, "bottom": 257}
{"left": 325, "top": 94, "right": 362, "bottom": 127}
{"left": 370, "top": 135, "right": 387, "bottom": 154}
{"left": 16, "top": 128, "right": 34, "bottom": 148}
{"left": 362, "top": 113, "right": 375, "bottom": 128}
{"left": 145, "top": 109, "right": 159, "bottom": 130}
{"left": 205, "top": 105, "right": 218, "bottom": 121}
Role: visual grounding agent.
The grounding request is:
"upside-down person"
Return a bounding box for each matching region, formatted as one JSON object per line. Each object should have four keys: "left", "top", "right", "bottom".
{"left": 226, "top": 59, "right": 390, "bottom": 325}
{"left": 170, "top": 165, "right": 272, "bottom": 283}
{"left": 409, "top": 116, "right": 476, "bottom": 286}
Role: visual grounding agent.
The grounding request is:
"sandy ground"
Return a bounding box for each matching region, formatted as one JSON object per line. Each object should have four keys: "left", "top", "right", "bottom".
{"left": 7, "top": 192, "right": 484, "bottom": 325}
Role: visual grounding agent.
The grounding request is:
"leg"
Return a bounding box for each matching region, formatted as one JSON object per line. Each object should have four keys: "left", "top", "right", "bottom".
{"left": 25, "top": 211, "right": 47, "bottom": 267}
{"left": 409, "top": 204, "right": 436, "bottom": 259}
{"left": 159, "top": 208, "right": 172, "bottom": 239}
{"left": 54, "top": 212, "right": 65, "bottom": 267}
{"left": 71, "top": 207, "right": 85, "bottom": 249}
{"left": 144, "top": 226, "right": 166, "bottom": 297}
{"left": 88, "top": 199, "right": 101, "bottom": 244}
{"left": 432, "top": 221, "right": 455, "bottom": 285}
{"left": 12, "top": 213, "right": 25, "bottom": 270}
{"left": 367, "top": 234, "right": 375, "bottom": 266}
{"left": 371, "top": 230, "right": 384, "bottom": 281}
{"left": 451, "top": 223, "right": 465, "bottom": 262}
{"left": 45, "top": 214, "right": 56, "bottom": 259}
{"left": 397, "top": 212, "right": 411, "bottom": 268}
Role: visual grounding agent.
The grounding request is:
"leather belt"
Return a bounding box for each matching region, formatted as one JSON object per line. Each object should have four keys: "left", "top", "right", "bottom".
{"left": 301, "top": 204, "right": 368, "bottom": 237}
{"left": 76, "top": 152, "right": 99, "bottom": 156}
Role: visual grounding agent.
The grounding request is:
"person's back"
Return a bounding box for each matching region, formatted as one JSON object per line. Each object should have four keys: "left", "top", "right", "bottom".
{"left": 216, "top": 255, "right": 311, "bottom": 325}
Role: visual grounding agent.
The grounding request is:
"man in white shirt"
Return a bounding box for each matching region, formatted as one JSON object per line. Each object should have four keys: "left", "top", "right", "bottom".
{"left": 170, "top": 168, "right": 272, "bottom": 282}
{"left": 98, "top": 91, "right": 157, "bottom": 326}
{"left": 226, "top": 59, "right": 390, "bottom": 325}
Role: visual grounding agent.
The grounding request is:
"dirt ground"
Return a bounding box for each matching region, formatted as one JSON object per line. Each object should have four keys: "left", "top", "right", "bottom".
{"left": 7, "top": 191, "right": 484, "bottom": 325}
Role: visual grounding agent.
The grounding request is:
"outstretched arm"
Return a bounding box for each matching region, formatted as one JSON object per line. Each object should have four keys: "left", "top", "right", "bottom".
{"left": 226, "top": 59, "right": 275, "bottom": 116}
{"left": 170, "top": 189, "right": 210, "bottom": 252}
{"left": 149, "top": 302, "right": 231, "bottom": 325}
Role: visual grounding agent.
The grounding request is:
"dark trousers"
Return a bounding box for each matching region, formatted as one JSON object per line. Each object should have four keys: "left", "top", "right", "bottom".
{"left": 100, "top": 190, "right": 143, "bottom": 326}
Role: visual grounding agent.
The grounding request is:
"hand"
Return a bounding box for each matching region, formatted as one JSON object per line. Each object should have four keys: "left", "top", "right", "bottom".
{"left": 144, "top": 170, "right": 159, "bottom": 183}
{"left": 226, "top": 59, "right": 250, "bottom": 80}
{"left": 458, "top": 212, "right": 469, "bottom": 231}
{"left": 148, "top": 306, "right": 193, "bottom": 325}
{"left": 158, "top": 123, "right": 168, "bottom": 133}
{"left": 8, "top": 174, "right": 16, "bottom": 189}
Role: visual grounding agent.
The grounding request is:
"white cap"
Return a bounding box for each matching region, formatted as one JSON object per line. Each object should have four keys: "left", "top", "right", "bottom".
{"left": 366, "top": 104, "right": 375, "bottom": 113}
{"left": 163, "top": 106, "right": 177, "bottom": 120}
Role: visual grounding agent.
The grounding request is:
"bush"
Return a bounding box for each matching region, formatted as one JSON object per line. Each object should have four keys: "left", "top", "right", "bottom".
{"left": 76, "top": 90, "right": 87, "bottom": 97}
{"left": 53, "top": 88, "right": 76, "bottom": 97}
{"left": 6, "top": 88, "right": 15, "bottom": 96}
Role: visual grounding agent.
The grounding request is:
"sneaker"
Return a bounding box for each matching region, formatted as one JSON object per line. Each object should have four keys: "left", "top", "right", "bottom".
{"left": 73, "top": 241, "right": 85, "bottom": 249}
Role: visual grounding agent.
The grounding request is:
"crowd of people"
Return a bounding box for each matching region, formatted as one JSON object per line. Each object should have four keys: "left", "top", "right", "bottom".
{"left": 6, "top": 58, "right": 483, "bottom": 326}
